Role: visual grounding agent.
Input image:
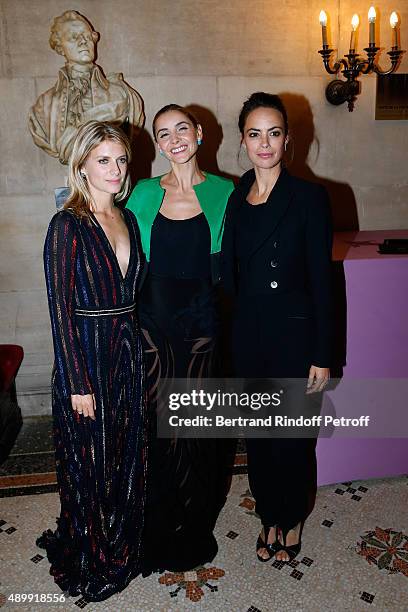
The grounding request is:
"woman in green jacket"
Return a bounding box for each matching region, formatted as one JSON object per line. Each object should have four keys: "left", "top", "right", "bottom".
{"left": 127, "top": 104, "right": 233, "bottom": 573}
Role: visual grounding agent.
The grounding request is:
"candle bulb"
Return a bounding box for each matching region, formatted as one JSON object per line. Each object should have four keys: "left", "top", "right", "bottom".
{"left": 368, "top": 6, "right": 376, "bottom": 45}
{"left": 350, "top": 14, "right": 359, "bottom": 53}
{"left": 319, "top": 10, "right": 328, "bottom": 46}
{"left": 390, "top": 12, "right": 399, "bottom": 49}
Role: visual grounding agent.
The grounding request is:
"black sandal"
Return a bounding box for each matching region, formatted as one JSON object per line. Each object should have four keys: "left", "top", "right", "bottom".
{"left": 256, "top": 525, "right": 280, "bottom": 562}
{"left": 279, "top": 523, "right": 303, "bottom": 562}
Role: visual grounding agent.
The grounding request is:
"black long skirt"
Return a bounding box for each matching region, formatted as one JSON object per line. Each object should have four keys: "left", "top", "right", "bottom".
{"left": 139, "top": 274, "right": 220, "bottom": 573}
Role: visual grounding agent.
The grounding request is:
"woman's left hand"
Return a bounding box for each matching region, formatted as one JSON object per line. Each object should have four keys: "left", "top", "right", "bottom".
{"left": 306, "top": 365, "right": 330, "bottom": 393}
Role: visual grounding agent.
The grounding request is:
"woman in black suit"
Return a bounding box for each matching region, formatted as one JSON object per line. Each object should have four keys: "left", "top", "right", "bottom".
{"left": 221, "top": 92, "right": 332, "bottom": 563}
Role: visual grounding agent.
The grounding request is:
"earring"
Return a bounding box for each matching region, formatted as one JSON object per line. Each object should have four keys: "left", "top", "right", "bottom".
{"left": 159, "top": 149, "right": 165, "bottom": 156}
{"left": 284, "top": 141, "right": 288, "bottom": 151}
{"left": 80, "top": 171, "right": 87, "bottom": 179}
{"left": 197, "top": 138, "right": 202, "bottom": 145}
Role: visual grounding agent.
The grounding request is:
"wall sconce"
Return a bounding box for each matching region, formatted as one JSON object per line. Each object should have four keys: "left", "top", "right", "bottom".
{"left": 318, "top": 7, "right": 404, "bottom": 111}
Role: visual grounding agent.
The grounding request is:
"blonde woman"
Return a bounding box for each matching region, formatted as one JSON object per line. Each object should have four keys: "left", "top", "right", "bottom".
{"left": 38, "top": 121, "right": 147, "bottom": 601}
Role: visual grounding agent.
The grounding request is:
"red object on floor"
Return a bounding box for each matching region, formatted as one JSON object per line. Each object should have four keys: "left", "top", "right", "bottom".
{"left": 0, "top": 345, "right": 24, "bottom": 392}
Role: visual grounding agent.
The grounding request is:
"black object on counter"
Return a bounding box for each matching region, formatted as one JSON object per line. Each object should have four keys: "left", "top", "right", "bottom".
{"left": 378, "top": 239, "right": 408, "bottom": 254}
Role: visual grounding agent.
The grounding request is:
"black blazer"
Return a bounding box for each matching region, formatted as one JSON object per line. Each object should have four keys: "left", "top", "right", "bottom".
{"left": 221, "top": 167, "right": 333, "bottom": 367}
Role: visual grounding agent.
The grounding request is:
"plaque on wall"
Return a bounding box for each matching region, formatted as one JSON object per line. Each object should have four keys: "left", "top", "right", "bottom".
{"left": 375, "top": 74, "right": 408, "bottom": 120}
{"left": 54, "top": 187, "right": 70, "bottom": 210}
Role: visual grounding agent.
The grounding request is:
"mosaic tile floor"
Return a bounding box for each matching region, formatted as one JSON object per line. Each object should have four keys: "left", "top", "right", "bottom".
{"left": 0, "top": 417, "right": 56, "bottom": 498}
{"left": 1, "top": 472, "right": 408, "bottom": 611}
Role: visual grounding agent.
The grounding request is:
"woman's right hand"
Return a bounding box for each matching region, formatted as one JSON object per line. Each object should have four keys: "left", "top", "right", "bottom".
{"left": 71, "top": 394, "right": 96, "bottom": 420}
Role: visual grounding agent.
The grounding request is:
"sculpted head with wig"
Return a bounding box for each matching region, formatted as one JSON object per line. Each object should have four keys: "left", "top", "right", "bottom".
{"left": 49, "top": 10, "right": 99, "bottom": 66}
{"left": 28, "top": 10, "right": 144, "bottom": 164}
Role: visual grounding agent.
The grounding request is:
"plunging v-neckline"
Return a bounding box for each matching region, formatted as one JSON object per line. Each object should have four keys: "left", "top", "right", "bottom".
{"left": 90, "top": 210, "right": 132, "bottom": 281}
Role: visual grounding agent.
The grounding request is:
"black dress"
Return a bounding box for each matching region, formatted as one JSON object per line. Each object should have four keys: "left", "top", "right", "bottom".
{"left": 140, "top": 212, "right": 218, "bottom": 572}
{"left": 40, "top": 209, "right": 147, "bottom": 601}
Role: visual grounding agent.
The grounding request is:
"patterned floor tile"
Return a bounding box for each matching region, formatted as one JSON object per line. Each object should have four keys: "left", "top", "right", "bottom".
{"left": 0, "top": 474, "right": 407, "bottom": 610}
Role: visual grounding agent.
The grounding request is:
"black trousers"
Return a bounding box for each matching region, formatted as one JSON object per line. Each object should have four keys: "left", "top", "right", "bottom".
{"left": 233, "top": 296, "right": 320, "bottom": 530}
{"left": 245, "top": 437, "right": 317, "bottom": 529}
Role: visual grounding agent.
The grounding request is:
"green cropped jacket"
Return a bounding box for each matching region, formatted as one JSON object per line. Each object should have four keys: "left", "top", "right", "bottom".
{"left": 126, "top": 173, "right": 234, "bottom": 266}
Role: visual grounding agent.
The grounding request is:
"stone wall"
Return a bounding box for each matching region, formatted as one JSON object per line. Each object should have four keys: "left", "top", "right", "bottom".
{"left": 0, "top": 0, "right": 407, "bottom": 414}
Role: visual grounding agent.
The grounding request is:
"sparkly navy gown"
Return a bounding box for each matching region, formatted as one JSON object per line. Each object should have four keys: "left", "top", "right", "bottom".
{"left": 39, "top": 208, "right": 147, "bottom": 601}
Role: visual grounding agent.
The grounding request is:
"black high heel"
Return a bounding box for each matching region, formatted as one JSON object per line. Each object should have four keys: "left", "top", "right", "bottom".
{"left": 279, "top": 523, "right": 303, "bottom": 562}
{"left": 256, "top": 525, "right": 281, "bottom": 562}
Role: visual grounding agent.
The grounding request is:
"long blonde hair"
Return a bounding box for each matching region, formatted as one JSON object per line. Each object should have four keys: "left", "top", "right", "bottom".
{"left": 64, "top": 121, "right": 132, "bottom": 218}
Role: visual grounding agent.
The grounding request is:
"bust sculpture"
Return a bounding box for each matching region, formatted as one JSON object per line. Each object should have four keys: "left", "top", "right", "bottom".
{"left": 28, "top": 10, "right": 144, "bottom": 164}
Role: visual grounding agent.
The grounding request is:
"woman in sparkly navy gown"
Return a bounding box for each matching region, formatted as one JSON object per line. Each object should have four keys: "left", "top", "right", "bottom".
{"left": 39, "top": 121, "right": 147, "bottom": 601}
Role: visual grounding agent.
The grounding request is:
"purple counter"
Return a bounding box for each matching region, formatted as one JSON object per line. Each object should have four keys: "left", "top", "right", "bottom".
{"left": 316, "top": 230, "right": 408, "bottom": 485}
